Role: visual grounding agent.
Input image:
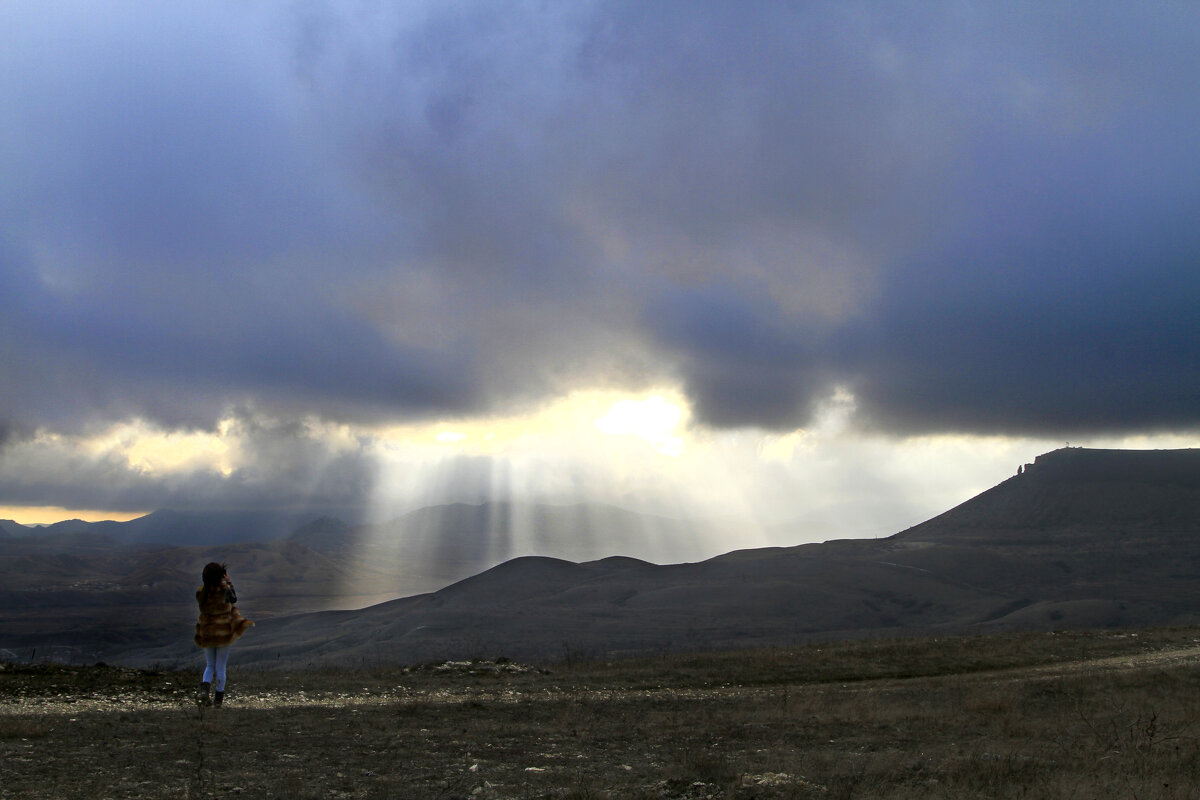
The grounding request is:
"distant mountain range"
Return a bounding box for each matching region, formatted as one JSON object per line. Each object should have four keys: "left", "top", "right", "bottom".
{"left": 1, "top": 508, "right": 352, "bottom": 546}
{"left": 4, "top": 447, "right": 1200, "bottom": 668}
{"left": 0, "top": 500, "right": 726, "bottom": 662}
{"left": 3, "top": 501, "right": 727, "bottom": 562}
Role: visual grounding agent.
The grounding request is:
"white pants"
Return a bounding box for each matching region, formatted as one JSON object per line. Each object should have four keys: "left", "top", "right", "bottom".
{"left": 202, "top": 646, "right": 231, "bottom": 692}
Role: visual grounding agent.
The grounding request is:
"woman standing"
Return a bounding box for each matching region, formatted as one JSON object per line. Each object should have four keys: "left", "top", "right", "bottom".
{"left": 194, "top": 562, "right": 253, "bottom": 707}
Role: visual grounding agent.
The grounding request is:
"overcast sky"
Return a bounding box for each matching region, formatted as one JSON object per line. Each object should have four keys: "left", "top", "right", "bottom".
{"left": 1, "top": 3, "right": 1198, "bottom": 547}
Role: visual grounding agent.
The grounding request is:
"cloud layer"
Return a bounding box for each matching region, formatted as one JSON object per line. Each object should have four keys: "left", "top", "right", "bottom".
{"left": 2, "top": 3, "right": 1199, "bottom": 521}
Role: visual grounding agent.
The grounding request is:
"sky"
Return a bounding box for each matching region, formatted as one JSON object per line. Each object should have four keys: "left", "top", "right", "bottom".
{"left": 1, "top": 2, "right": 1198, "bottom": 550}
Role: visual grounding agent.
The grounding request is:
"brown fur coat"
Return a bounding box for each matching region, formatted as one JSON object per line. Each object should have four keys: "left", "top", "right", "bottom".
{"left": 194, "top": 584, "right": 254, "bottom": 648}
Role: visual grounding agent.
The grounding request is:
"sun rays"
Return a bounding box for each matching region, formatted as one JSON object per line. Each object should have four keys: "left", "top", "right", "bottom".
{"left": 333, "top": 389, "right": 760, "bottom": 600}
{"left": 7, "top": 386, "right": 1200, "bottom": 596}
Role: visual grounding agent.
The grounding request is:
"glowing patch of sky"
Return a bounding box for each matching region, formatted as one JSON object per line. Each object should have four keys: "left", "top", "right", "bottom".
{"left": 593, "top": 394, "right": 686, "bottom": 457}
{"left": 82, "top": 419, "right": 234, "bottom": 475}
{"left": 0, "top": 506, "right": 148, "bottom": 526}
{"left": 3, "top": 389, "right": 1199, "bottom": 550}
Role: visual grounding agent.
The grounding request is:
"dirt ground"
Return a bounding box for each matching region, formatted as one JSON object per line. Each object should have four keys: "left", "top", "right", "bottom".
{"left": 4, "top": 630, "right": 1200, "bottom": 799}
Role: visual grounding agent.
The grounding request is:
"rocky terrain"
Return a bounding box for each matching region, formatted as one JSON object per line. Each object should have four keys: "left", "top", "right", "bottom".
{"left": 4, "top": 628, "right": 1200, "bottom": 799}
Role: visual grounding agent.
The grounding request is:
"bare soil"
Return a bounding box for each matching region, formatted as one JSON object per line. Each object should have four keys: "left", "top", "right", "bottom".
{"left": 4, "top": 628, "right": 1200, "bottom": 799}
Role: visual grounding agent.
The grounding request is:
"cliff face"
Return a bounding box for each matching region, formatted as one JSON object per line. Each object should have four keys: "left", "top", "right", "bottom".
{"left": 1027, "top": 447, "right": 1200, "bottom": 486}
{"left": 894, "top": 447, "right": 1200, "bottom": 541}
{"left": 862, "top": 447, "right": 1200, "bottom": 635}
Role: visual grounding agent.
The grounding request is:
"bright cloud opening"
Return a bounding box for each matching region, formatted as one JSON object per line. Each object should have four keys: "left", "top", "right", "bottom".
{"left": 5, "top": 386, "right": 1200, "bottom": 558}
{"left": 82, "top": 420, "right": 234, "bottom": 476}
{"left": 593, "top": 394, "right": 687, "bottom": 457}
{"left": 364, "top": 389, "right": 700, "bottom": 521}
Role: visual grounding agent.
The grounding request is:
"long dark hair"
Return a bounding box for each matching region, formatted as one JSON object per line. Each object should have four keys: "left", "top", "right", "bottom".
{"left": 201, "top": 562, "right": 227, "bottom": 590}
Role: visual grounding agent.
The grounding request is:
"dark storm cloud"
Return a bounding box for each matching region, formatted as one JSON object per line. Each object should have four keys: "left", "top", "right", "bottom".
{"left": 0, "top": 235, "right": 479, "bottom": 430}
{"left": 644, "top": 285, "right": 826, "bottom": 429}
{"left": 852, "top": 165, "right": 1200, "bottom": 435}
{"left": 2, "top": 0, "right": 1199, "bottom": 455}
{"left": 620, "top": 3, "right": 1200, "bottom": 435}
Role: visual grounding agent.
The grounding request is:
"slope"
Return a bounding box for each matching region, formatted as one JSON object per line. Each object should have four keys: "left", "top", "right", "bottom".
{"left": 122, "top": 447, "right": 1200, "bottom": 668}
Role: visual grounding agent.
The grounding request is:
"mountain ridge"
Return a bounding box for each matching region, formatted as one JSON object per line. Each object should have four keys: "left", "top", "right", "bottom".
{"left": 169, "top": 446, "right": 1200, "bottom": 667}
{"left": 0, "top": 500, "right": 730, "bottom": 662}
{"left": 5, "top": 446, "right": 1200, "bottom": 668}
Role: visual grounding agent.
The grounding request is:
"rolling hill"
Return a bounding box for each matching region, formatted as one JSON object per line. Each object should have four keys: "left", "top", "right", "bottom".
{"left": 108, "top": 446, "right": 1200, "bottom": 669}
{"left": 0, "top": 501, "right": 726, "bottom": 662}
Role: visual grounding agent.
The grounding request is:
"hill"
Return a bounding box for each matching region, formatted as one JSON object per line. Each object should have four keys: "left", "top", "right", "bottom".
{"left": 288, "top": 501, "right": 726, "bottom": 576}
{"left": 895, "top": 447, "right": 1200, "bottom": 540}
{"left": 115, "top": 447, "right": 1200, "bottom": 668}
{"left": 6, "top": 509, "right": 341, "bottom": 546}
{"left": 0, "top": 501, "right": 725, "bottom": 662}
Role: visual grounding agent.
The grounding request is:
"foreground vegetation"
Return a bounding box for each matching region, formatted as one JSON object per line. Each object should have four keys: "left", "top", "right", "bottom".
{"left": 3, "top": 627, "right": 1200, "bottom": 799}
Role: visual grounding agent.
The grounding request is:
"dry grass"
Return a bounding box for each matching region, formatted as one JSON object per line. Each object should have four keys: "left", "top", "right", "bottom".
{"left": 3, "top": 627, "right": 1200, "bottom": 798}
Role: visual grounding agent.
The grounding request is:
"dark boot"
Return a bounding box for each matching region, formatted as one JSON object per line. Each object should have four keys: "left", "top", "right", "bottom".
{"left": 213, "top": 690, "right": 224, "bottom": 707}
{"left": 197, "top": 682, "right": 212, "bottom": 706}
